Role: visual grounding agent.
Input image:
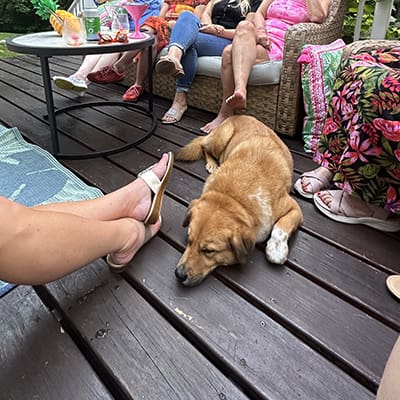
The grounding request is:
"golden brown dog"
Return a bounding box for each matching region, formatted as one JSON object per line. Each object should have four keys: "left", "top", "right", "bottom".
{"left": 175, "top": 115, "right": 303, "bottom": 287}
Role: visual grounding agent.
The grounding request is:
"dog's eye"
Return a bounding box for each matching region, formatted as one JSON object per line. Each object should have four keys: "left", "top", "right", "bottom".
{"left": 201, "top": 248, "right": 215, "bottom": 255}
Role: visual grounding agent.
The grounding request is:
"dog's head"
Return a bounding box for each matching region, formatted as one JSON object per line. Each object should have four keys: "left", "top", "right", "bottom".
{"left": 176, "top": 198, "right": 256, "bottom": 287}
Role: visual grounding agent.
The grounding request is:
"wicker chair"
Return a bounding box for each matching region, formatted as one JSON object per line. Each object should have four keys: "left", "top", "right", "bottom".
{"left": 124, "top": 0, "right": 347, "bottom": 136}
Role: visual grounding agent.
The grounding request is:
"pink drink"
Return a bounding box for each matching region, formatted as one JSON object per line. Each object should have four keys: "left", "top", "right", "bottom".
{"left": 125, "top": 3, "right": 149, "bottom": 39}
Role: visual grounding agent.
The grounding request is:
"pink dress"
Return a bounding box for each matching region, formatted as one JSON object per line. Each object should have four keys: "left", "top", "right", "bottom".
{"left": 266, "top": 0, "right": 310, "bottom": 60}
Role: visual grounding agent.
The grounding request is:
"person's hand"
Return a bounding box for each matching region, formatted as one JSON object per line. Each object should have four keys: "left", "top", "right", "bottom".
{"left": 199, "top": 24, "right": 225, "bottom": 35}
{"left": 256, "top": 30, "right": 270, "bottom": 49}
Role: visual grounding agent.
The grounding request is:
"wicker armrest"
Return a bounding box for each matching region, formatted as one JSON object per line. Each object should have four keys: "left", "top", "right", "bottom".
{"left": 342, "top": 39, "right": 400, "bottom": 60}
{"left": 275, "top": 0, "right": 347, "bottom": 135}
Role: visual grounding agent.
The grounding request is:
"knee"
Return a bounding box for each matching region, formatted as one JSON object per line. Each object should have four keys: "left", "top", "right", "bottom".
{"left": 179, "top": 10, "right": 198, "bottom": 23}
{"left": 235, "top": 20, "right": 255, "bottom": 38}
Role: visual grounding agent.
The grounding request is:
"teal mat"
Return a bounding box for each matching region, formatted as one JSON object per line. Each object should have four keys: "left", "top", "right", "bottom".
{"left": 0, "top": 126, "right": 103, "bottom": 296}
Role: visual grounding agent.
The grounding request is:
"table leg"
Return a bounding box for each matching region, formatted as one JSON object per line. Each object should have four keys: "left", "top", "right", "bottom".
{"left": 39, "top": 55, "right": 60, "bottom": 154}
{"left": 147, "top": 41, "right": 153, "bottom": 114}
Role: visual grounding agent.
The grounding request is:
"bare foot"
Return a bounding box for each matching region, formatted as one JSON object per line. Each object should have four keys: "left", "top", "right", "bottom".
{"left": 109, "top": 218, "right": 161, "bottom": 266}
{"left": 225, "top": 90, "right": 246, "bottom": 110}
{"left": 200, "top": 113, "right": 232, "bottom": 134}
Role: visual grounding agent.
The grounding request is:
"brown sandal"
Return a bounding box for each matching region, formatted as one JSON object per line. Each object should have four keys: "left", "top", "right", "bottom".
{"left": 155, "top": 55, "right": 184, "bottom": 77}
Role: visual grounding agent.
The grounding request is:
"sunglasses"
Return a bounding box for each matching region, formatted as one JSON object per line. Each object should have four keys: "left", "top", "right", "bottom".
{"left": 98, "top": 31, "right": 129, "bottom": 45}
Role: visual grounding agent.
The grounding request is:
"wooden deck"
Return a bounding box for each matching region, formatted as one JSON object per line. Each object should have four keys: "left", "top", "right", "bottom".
{"left": 0, "top": 55, "right": 399, "bottom": 400}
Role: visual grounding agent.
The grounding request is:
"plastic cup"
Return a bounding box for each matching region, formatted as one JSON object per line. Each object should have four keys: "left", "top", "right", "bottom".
{"left": 62, "top": 17, "right": 87, "bottom": 46}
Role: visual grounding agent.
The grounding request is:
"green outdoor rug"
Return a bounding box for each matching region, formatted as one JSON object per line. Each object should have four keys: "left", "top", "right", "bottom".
{"left": 0, "top": 125, "right": 103, "bottom": 297}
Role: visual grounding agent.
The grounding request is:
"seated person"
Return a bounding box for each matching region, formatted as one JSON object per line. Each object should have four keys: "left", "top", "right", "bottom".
{"left": 0, "top": 153, "right": 174, "bottom": 285}
{"left": 122, "top": 0, "right": 208, "bottom": 102}
{"left": 294, "top": 46, "right": 400, "bottom": 232}
{"left": 201, "top": 0, "right": 332, "bottom": 133}
{"left": 155, "top": 0, "right": 263, "bottom": 124}
{"left": 52, "top": 0, "right": 162, "bottom": 94}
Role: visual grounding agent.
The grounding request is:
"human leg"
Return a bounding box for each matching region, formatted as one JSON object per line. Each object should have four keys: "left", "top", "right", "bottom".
{"left": 86, "top": 52, "right": 130, "bottom": 84}
{"left": 122, "top": 42, "right": 158, "bottom": 102}
{"left": 0, "top": 195, "right": 161, "bottom": 285}
{"left": 200, "top": 45, "right": 235, "bottom": 133}
{"left": 35, "top": 152, "right": 173, "bottom": 224}
{"left": 161, "top": 92, "right": 188, "bottom": 124}
{"left": 377, "top": 336, "right": 400, "bottom": 400}
{"left": 201, "top": 22, "right": 267, "bottom": 133}
{"left": 155, "top": 11, "right": 201, "bottom": 76}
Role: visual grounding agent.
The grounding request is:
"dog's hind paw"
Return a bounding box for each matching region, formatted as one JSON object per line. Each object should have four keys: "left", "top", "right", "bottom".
{"left": 265, "top": 228, "right": 289, "bottom": 265}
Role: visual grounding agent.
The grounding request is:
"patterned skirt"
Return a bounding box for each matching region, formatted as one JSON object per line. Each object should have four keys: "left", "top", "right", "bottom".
{"left": 314, "top": 47, "right": 400, "bottom": 214}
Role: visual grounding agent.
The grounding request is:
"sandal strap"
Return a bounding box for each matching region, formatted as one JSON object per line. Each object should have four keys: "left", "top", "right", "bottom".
{"left": 331, "top": 191, "right": 390, "bottom": 219}
{"left": 300, "top": 171, "right": 331, "bottom": 193}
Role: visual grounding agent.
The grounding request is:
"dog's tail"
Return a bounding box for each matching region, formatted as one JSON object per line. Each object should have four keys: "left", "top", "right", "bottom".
{"left": 176, "top": 136, "right": 205, "bottom": 161}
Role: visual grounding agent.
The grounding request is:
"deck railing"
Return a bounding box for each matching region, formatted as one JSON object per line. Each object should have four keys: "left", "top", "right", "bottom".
{"left": 354, "top": 0, "right": 394, "bottom": 40}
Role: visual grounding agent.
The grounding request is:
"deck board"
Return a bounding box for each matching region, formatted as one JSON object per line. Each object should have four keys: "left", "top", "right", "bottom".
{"left": 0, "top": 285, "right": 113, "bottom": 400}
{"left": 1, "top": 55, "right": 399, "bottom": 400}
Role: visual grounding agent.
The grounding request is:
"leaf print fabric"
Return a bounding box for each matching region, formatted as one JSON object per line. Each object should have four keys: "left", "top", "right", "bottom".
{"left": 314, "top": 47, "right": 400, "bottom": 214}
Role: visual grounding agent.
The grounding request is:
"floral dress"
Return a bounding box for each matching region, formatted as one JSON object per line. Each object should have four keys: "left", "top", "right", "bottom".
{"left": 314, "top": 47, "right": 400, "bottom": 214}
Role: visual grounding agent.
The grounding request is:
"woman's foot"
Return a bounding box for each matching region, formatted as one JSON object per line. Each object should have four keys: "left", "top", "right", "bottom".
{"left": 123, "top": 84, "right": 145, "bottom": 102}
{"left": 162, "top": 102, "right": 187, "bottom": 124}
{"left": 313, "top": 190, "right": 400, "bottom": 232}
{"left": 226, "top": 90, "right": 246, "bottom": 110}
{"left": 87, "top": 66, "right": 125, "bottom": 84}
{"left": 155, "top": 55, "right": 184, "bottom": 77}
{"left": 200, "top": 112, "right": 232, "bottom": 134}
{"left": 115, "top": 153, "right": 174, "bottom": 222}
{"left": 107, "top": 218, "right": 161, "bottom": 272}
{"left": 293, "top": 167, "right": 333, "bottom": 199}
{"left": 53, "top": 76, "right": 88, "bottom": 92}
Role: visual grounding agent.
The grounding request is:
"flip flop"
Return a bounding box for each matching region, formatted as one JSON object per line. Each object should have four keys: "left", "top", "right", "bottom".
{"left": 155, "top": 55, "right": 185, "bottom": 77}
{"left": 386, "top": 275, "right": 400, "bottom": 300}
{"left": 313, "top": 190, "right": 400, "bottom": 232}
{"left": 106, "top": 224, "right": 154, "bottom": 273}
{"left": 294, "top": 170, "right": 331, "bottom": 199}
{"left": 161, "top": 107, "right": 187, "bottom": 125}
{"left": 138, "top": 151, "right": 174, "bottom": 224}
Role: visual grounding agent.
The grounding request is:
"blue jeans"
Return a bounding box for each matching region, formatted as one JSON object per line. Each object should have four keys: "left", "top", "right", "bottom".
{"left": 168, "top": 11, "right": 232, "bottom": 92}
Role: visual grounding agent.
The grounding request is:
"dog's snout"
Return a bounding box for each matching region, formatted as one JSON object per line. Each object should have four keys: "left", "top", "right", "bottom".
{"left": 175, "top": 265, "right": 188, "bottom": 282}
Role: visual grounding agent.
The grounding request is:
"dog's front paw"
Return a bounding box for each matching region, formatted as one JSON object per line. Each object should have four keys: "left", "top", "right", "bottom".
{"left": 265, "top": 227, "right": 289, "bottom": 265}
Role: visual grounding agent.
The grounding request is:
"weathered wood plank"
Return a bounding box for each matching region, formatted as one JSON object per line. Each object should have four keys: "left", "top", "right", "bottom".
{"left": 43, "top": 259, "right": 250, "bottom": 400}
{"left": 123, "top": 237, "right": 376, "bottom": 400}
{"left": 0, "top": 286, "right": 112, "bottom": 400}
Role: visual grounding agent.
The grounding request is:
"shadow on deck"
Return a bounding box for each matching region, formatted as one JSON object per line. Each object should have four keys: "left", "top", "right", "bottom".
{"left": 0, "top": 55, "right": 399, "bottom": 400}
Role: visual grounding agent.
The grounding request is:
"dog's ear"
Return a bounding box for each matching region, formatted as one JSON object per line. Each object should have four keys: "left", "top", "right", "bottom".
{"left": 229, "top": 230, "right": 256, "bottom": 265}
{"left": 182, "top": 200, "right": 198, "bottom": 227}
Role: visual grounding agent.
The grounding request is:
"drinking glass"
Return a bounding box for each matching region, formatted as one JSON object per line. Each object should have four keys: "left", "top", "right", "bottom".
{"left": 62, "top": 17, "right": 87, "bottom": 46}
{"left": 124, "top": 2, "right": 149, "bottom": 39}
{"left": 111, "top": 13, "right": 130, "bottom": 33}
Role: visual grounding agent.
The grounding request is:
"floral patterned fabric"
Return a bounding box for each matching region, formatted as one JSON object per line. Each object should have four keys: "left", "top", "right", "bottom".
{"left": 314, "top": 47, "right": 400, "bottom": 214}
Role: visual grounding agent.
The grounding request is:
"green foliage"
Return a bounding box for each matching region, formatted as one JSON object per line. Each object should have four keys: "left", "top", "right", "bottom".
{"left": 343, "top": 0, "right": 400, "bottom": 42}
{"left": 31, "top": 0, "right": 59, "bottom": 20}
{"left": 0, "top": 0, "right": 70, "bottom": 33}
{"left": 0, "top": 33, "right": 20, "bottom": 59}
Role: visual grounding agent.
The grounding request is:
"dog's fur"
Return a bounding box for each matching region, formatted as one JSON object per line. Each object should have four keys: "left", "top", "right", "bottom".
{"left": 175, "top": 115, "right": 303, "bottom": 286}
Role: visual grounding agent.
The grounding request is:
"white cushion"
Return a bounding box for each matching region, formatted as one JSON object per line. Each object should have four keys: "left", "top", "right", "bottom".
{"left": 158, "top": 49, "right": 282, "bottom": 86}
